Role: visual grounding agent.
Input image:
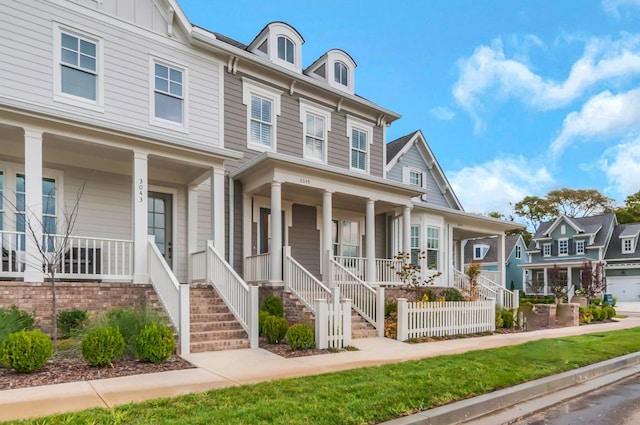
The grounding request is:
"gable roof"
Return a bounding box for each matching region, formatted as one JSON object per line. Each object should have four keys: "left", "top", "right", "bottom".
{"left": 464, "top": 234, "right": 522, "bottom": 264}
{"left": 385, "top": 130, "right": 463, "bottom": 210}
{"left": 605, "top": 223, "right": 640, "bottom": 261}
{"left": 529, "top": 213, "right": 616, "bottom": 250}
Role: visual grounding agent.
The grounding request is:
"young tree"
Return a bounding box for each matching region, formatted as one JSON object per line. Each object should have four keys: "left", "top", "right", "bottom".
{"left": 547, "top": 264, "right": 567, "bottom": 304}
{"left": 580, "top": 260, "right": 605, "bottom": 304}
{"left": 527, "top": 276, "right": 545, "bottom": 298}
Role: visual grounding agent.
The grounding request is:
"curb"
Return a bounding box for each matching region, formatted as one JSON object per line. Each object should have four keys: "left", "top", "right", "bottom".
{"left": 380, "top": 351, "right": 640, "bottom": 425}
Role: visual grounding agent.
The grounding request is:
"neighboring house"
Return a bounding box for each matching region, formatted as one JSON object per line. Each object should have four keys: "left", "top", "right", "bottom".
{"left": 463, "top": 235, "right": 528, "bottom": 291}
{"left": 522, "top": 213, "right": 616, "bottom": 297}
{"left": 604, "top": 223, "right": 640, "bottom": 302}
{"left": 384, "top": 130, "right": 523, "bottom": 288}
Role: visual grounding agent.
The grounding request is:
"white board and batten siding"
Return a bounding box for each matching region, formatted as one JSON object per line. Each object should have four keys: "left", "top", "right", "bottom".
{"left": 0, "top": 0, "right": 222, "bottom": 153}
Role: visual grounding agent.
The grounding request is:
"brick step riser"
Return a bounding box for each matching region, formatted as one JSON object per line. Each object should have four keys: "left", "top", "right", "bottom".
{"left": 190, "top": 340, "right": 250, "bottom": 353}
{"left": 190, "top": 305, "right": 235, "bottom": 314}
{"left": 190, "top": 313, "right": 237, "bottom": 322}
{"left": 191, "top": 330, "right": 248, "bottom": 342}
{"left": 190, "top": 322, "right": 244, "bottom": 332}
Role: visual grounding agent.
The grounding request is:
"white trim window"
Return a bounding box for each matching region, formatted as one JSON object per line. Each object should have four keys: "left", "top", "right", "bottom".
{"left": 559, "top": 238, "right": 568, "bottom": 256}
{"left": 622, "top": 238, "right": 634, "bottom": 253}
{"left": 543, "top": 243, "right": 552, "bottom": 257}
{"left": 151, "top": 59, "right": 186, "bottom": 127}
{"left": 575, "top": 240, "right": 585, "bottom": 255}
{"left": 473, "top": 244, "right": 489, "bottom": 260}
{"left": 54, "top": 25, "right": 103, "bottom": 109}
{"left": 347, "top": 117, "right": 373, "bottom": 173}
{"left": 334, "top": 61, "right": 348, "bottom": 86}
{"left": 299, "top": 100, "right": 331, "bottom": 163}
{"left": 333, "top": 219, "right": 359, "bottom": 257}
{"left": 410, "top": 224, "right": 420, "bottom": 265}
{"left": 426, "top": 226, "right": 439, "bottom": 270}
{"left": 15, "top": 175, "right": 57, "bottom": 252}
{"left": 277, "top": 36, "right": 294, "bottom": 64}
{"left": 242, "top": 79, "right": 282, "bottom": 152}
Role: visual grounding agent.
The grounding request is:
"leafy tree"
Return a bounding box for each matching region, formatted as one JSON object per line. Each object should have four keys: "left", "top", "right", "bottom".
{"left": 580, "top": 260, "right": 605, "bottom": 304}
{"left": 512, "top": 196, "right": 557, "bottom": 231}
{"left": 615, "top": 190, "right": 640, "bottom": 224}
{"left": 547, "top": 265, "right": 567, "bottom": 303}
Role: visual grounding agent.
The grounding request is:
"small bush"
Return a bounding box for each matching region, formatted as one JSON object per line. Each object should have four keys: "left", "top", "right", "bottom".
{"left": 99, "top": 308, "right": 160, "bottom": 357}
{"left": 592, "top": 298, "right": 601, "bottom": 306}
{"left": 603, "top": 306, "right": 616, "bottom": 320}
{"left": 385, "top": 301, "right": 397, "bottom": 317}
{"left": 263, "top": 316, "right": 288, "bottom": 344}
{"left": 136, "top": 323, "right": 175, "bottom": 364}
{"left": 0, "top": 330, "right": 53, "bottom": 373}
{"left": 81, "top": 327, "right": 125, "bottom": 367}
{"left": 258, "top": 310, "right": 271, "bottom": 336}
{"left": 495, "top": 310, "right": 504, "bottom": 328}
{"left": 501, "top": 310, "right": 515, "bottom": 328}
{"left": 286, "top": 324, "right": 314, "bottom": 350}
{"left": 590, "top": 307, "right": 604, "bottom": 321}
{"left": 57, "top": 310, "right": 90, "bottom": 338}
{"left": 261, "top": 296, "right": 284, "bottom": 317}
{"left": 579, "top": 307, "right": 593, "bottom": 324}
{"left": 0, "top": 306, "right": 35, "bottom": 345}
{"left": 440, "top": 288, "right": 465, "bottom": 302}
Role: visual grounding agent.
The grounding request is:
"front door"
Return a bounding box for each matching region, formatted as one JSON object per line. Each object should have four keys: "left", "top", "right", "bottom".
{"left": 148, "top": 192, "right": 173, "bottom": 267}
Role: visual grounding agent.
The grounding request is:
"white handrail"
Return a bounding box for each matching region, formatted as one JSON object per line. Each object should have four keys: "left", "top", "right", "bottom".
{"left": 375, "top": 258, "right": 404, "bottom": 285}
{"left": 191, "top": 250, "right": 206, "bottom": 282}
{"left": 244, "top": 252, "right": 271, "bottom": 282}
{"left": 147, "top": 237, "right": 189, "bottom": 355}
{"left": 330, "top": 257, "right": 378, "bottom": 327}
{"left": 452, "top": 269, "right": 498, "bottom": 301}
{"left": 284, "top": 249, "right": 331, "bottom": 313}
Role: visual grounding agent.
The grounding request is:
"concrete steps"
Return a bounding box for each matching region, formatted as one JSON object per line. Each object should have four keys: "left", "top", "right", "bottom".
{"left": 351, "top": 310, "right": 378, "bottom": 339}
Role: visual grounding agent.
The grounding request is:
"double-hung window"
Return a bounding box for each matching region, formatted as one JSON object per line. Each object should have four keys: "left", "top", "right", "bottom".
{"left": 410, "top": 225, "right": 420, "bottom": 265}
{"left": 623, "top": 238, "right": 633, "bottom": 253}
{"left": 426, "top": 226, "right": 439, "bottom": 270}
{"left": 300, "top": 100, "right": 331, "bottom": 162}
{"left": 243, "top": 79, "right": 282, "bottom": 151}
{"left": 576, "top": 240, "right": 585, "bottom": 254}
{"left": 409, "top": 170, "right": 423, "bottom": 187}
{"left": 543, "top": 243, "right": 552, "bottom": 257}
{"left": 559, "top": 239, "right": 568, "bottom": 256}
{"left": 347, "top": 118, "right": 373, "bottom": 173}
{"left": 334, "top": 61, "right": 348, "bottom": 86}
{"left": 15, "top": 175, "right": 57, "bottom": 252}
{"left": 277, "top": 36, "right": 294, "bottom": 64}
{"left": 153, "top": 61, "right": 184, "bottom": 125}
{"left": 333, "top": 219, "right": 359, "bottom": 258}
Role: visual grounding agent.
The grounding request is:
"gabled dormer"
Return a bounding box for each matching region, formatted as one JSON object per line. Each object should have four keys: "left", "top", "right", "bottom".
{"left": 247, "top": 22, "right": 304, "bottom": 73}
{"left": 473, "top": 244, "right": 490, "bottom": 260}
{"left": 619, "top": 225, "right": 640, "bottom": 254}
{"left": 305, "top": 49, "right": 356, "bottom": 94}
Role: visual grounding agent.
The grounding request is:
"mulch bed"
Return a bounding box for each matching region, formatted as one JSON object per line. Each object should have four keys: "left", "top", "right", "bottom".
{"left": 259, "top": 337, "right": 341, "bottom": 358}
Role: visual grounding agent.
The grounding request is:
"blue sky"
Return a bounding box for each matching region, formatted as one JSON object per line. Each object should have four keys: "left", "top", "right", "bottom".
{"left": 179, "top": 0, "right": 640, "bottom": 216}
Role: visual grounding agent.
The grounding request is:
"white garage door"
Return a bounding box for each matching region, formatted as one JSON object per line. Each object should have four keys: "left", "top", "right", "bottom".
{"left": 607, "top": 276, "right": 640, "bottom": 302}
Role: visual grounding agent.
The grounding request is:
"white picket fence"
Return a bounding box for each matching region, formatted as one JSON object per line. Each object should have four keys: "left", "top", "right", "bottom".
{"left": 315, "top": 287, "right": 352, "bottom": 349}
{"left": 396, "top": 298, "right": 496, "bottom": 341}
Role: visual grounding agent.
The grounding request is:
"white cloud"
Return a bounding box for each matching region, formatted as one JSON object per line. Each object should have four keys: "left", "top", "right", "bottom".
{"left": 429, "top": 106, "right": 455, "bottom": 120}
{"left": 448, "top": 155, "right": 553, "bottom": 215}
{"left": 600, "top": 134, "right": 640, "bottom": 200}
{"left": 603, "top": 0, "right": 640, "bottom": 17}
{"left": 453, "top": 34, "right": 640, "bottom": 133}
{"left": 550, "top": 88, "right": 640, "bottom": 157}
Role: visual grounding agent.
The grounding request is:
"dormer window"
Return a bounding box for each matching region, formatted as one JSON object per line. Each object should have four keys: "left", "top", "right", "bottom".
{"left": 277, "top": 36, "right": 294, "bottom": 64}
{"left": 334, "top": 61, "right": 348, "bottom": 86}
{"left": 473, "top": 244, "right": 489, "bottom": 260}
{"left": 623, "top": 238, "right": 634, "bottom": 253}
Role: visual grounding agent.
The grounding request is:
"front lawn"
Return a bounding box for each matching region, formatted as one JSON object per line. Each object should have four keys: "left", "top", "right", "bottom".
{"left": 5, "top": 327, "right": 640, "bottom": 425}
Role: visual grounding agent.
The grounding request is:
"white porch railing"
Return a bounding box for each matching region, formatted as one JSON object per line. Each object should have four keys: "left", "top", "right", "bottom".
{"left": 244, "top": 252, "right": 271, "bottom": 282}
{"left": 329, "top": 255, "right": 384, "bottom": 335}
{"left": 191, "top": 250, "right": 206, "bottom": 282}
{"left": 375, "top": 258, "right": 404, "bottom": 285}
{"left": 283, "top": 247, "right": 330, "bottom": 313}
{"left": 453, "top": 270, "right": 518, "bottom": 310}
{"left": 55, "top": 235, "right": 133, "bottom": 280}
{"left": 334, "top": 256, "right": 366, "bottom": 280}
{"left": 147, "top": 237, "right": 190, "bottom": 355}
{"left": 479, "top": 270, "right": 500, "bottom": 283}
{"left": 477, "top": 274, "right": 519, "bottom": 310}
{"left": 315, "top": 287, "right": 352, "bottom": 349}
{"left": 206, "top": 241, "right": 258, "bottom": 349}
{"left": 396, "top": 298, "right": 496, "bottom": 340}
{"left": 0, "top": 231, "right": 25, "bottom": 277}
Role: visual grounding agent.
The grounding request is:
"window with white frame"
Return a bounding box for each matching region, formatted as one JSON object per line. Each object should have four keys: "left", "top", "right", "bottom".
{"left": 543, "top": 243, "right": 552, "bottom": 257}
{"left": 277, "top": 36, "right": 294, "bottom": 64}
{"left": 242, "top": 79, "right": 282, "bottom": 151}
{"left": 576, "top": 240, "right": 585, "bottom": 254}
{"left": 299, "top": 100, "right": 331, "bottom": 163}
{"left": 332, "top": 219, "right": 359, "bottom": 257}
{"left": 426, "top": 226, "right": 439, "bottom": 270}
{"left": 334, "top": 61, "right": 348, "bottom": 86}
{"left": 55, "top": 27, "right": 102, "bottom": 107}
{"left": 409, "top": 169, "right": 423, "bottom": 187}
{"left": 559, "top": 238, "right": 568, "bottom": 256}
{"left": 515, "top": 245, "right": 521, "bottom": 259}
{"left": 474, "top": 244, "right": 489, "bottom": 260}
{"left": 15, "top": 175, "right": 58, "bottom": 252}
{"left": 347, "top": 118, "right": 372, "bottom": 173}
{"left": 152, "top": 61, "right": 185, "bottom": 125}
{"left": 623, "top": 238, "right": 634, "bottom": 253}
{"left": 410, "top": 225, "right": 420, "bottom": 265}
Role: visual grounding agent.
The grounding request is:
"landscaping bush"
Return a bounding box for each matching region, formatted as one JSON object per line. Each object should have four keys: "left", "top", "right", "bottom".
{"left": 590, "top": 307, "right": 604, "bottom": 322}
{"left": 135, "top": 323, "right": 175, "bottom": 364}
{"left": 262, "top": 316, "right": 288, "bottom": 344}
{"left": 603, "top": 305, "right": 616, "bottom": 320}
{"left": 81, "top": 327, "right": 125, "bottom": 367}
{"left": 440, "top": 288, "right": 465, "bottom": 302}
{"left": 579, "top": 307, "right": 593, "bottom": 324}
{"left": 0, "top": 330, "right": 53, "bottom": 373}
{"left": 261, "top": 295, "right": 284, "bottom": 317}
{"left": 0, "top": 306, "right": 35, "bottom": 345}
{"left": 592, "top": 298, "right": 601, "bottom": 306}
{"left": 385, "top": 301, "right": 397, "bottom": 317}
{"left": 286, "top": 324, "right": 314, "bottom": 350}
{"left": 99, "top": 308, "right": 160, "bottom": 357}
{"left": 57, "top": 309, "right": 90, "bottom": 338}
{"left": 258, "top": 310, "right": 271, "bottom": 336}
{"left": 495, "top": 310, "right": 504, "bottom": 328}
{"left": 501, "top": 310, "right": 515, "bottom": 328}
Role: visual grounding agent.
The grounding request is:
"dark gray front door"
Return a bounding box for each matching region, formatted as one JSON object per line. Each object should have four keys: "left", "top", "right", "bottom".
{"left": 148, "top": 192, "right": 173, "bottom": 267}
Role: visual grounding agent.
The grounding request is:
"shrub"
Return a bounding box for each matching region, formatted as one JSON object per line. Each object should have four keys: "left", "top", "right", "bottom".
{"left": 603, "top": 306, "right": 616, "bottom": 320}
{"left": 579, "top": 307, "right": 593, "bottom": 324}
{"left": 262, "top": 316, "right": 288, "bottom": 344}
{"left": 258, "top": 310, "right": 271, "bottom": 336}
{"left": 495, "top": 310, "right": 504, "bottom": 328}
{"left": 57, "top": 310, "right": 89, "bottom": 338}
{"left": 440, "top": 288, "right": 465, "bottom": 302}
{"left": 286, "top": 324, "right": 314, "bottom": 350}
{"left": 0, "top": 330, "right": 53, "bottom": 373}
{"left": 81, "top": 327, "right": 125, "bottom": 367}
{"left": 592, "top": 298, "right": 601, "bottom": 306}
{"left": 261, "top": 295, "right": 284, "bottom": 317}
{"left": 501, "top": 310, "right": 515, "bottom": 328}
{"left": 99, "top": 308, "right": 160, "bottom": 357}
{"left": 0, "top": 306, "right": 35, "bottom": 345}
{"left": 135, "top": 323, "right": 175, "bottom": 364}
{"left": 590, "top": 307, "right": 604, "bottom": 321}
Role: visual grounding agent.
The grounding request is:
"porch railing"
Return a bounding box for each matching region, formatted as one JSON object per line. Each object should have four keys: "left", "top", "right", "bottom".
{"left": 147, "top": 236, "right": 189, "bottom": 354}
{"left": 191, "top": 250, "right": 206, "bottom": 282}
{"left": 0, "top": 231, "right": 25, "bottom": 277}
{"left": 477, "top": 273, "right": 518, "bottom": 310}
{"left": 329, "top": 254, "right": 384, "bottom": 334}
{"left": 334, "top": 256, "right": 366, "bottom": 280}
{"left": 244, "top": 252, "right": 271, "bottom": 282}
{"left": 283, "top": 246, "right": 330, "bottom": 313}
{"left": 453, "top": 269, "right": 518, "bottom": 310}
{"left": 375, "top": 258, "right": 404, "bottom": 285}
{"left": 479, "top": 270, "right": 500, "bottom": 283}
{"left": 205, "top": 241, "right": 258, "bottom": 348}
{"left": 55, "top": 235, "right": 133, "bottom": 280}
{"left": 332, "top": 256, "right": 406, "bottom": 285}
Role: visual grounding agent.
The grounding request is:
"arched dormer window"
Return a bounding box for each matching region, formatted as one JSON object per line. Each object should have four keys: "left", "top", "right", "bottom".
{"left": 334, "top": 61, "right": 348, "bottom": 86}
{"left": 277, "top": 36, "right": 294, "bottom": 64}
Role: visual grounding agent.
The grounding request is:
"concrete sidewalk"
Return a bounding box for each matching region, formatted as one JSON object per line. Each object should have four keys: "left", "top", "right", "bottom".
{"left": 2, "top": 314, "right": 640, "bottom": 423}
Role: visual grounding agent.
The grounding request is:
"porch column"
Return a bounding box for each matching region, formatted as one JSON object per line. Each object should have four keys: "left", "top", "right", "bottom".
{"left": 402, "top": 206, "right": 411, "bottom": 255}
{"left": 211, "top": 166, "right": 225, "bottom": 257}
{"left": 133, "top": 151, "right": 148, "bottom": 284}
{"left": 567, "top": 266, "right": 573, "bottom": 293}
{"left": 543, "top": 268, "right": 548, "bottom": 295}
{"left": 365, "top": 199, "right": 376, "bottom": 283}
{"left": 322, "top": 190, "right": 333, "bottom": 279}
{"left": 497, "top": 233, "right": 506, "bottom": 287}
{"left": 243, "top": 192, "right": 252, "bottom": 260}
{"left": 271, "top": 181, "right": 283, "bottom": 282}
{"left": 23, "top": 129, "right": 44, "bottom": 283}
{"left": 187, "top": 185, "right": 198, "bottom": 283}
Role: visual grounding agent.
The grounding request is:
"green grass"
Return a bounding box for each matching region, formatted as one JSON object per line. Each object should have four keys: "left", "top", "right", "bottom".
{"left": 4, "top": 327, "right": 640, "bottom": 425}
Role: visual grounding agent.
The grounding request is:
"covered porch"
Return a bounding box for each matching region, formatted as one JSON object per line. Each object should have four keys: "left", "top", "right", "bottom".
{"left": 520, "top": 259, "right": 586, "bottom": 297}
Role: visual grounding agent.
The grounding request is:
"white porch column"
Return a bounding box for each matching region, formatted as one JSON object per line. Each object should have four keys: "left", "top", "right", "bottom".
{"left": 23, "top": 129, "right": 44, "bottom": 283}
{"left": 270, "top": 181, "right": 283, "bottom": 282}
{"left": 365, "top": 199, "right": 376, "bottom": 283}
{"left": 543, "top": 268, "right": 548, "bottom": 295}
{"left": 211, "top": 166, "right": 225, "bottom": 257}
{"left": 402, "top": 206, "right": 411, "bottom": 255}
{"left": 187, "top": 185, "right": 198, "bottom": 283}
{"left": 497, "top": 233, "right": 506, "bottom": 287}
{"left": 133, "top": 151, "right": 148, "bottom": 284}
{"left": 322, "top": 190, "right": 333, "bottom": 279}
{"left": 243, "top": 192, "right": 252, "bottom": 260}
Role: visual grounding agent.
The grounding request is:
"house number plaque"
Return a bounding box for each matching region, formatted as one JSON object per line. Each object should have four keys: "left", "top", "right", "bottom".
{"left": 299, "top": 177, "right": 311, "bottom": 185}
{"left": 138, "top": 179, "right": 144, "bottom": 203}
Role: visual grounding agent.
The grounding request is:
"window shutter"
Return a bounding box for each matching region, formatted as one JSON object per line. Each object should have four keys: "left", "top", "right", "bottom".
{"left": 402, "top": 167, "right": 410, "bottom": 184}
{"left": 568, "top": 240, "right": 574, "bottom": 255}
{"left": 552, "top": 241, "right": 558, "bottom": 256}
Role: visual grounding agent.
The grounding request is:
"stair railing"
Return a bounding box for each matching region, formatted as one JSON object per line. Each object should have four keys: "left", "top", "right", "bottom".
{"left": 283, "top": 246, "right": 331, "bottom": 313}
